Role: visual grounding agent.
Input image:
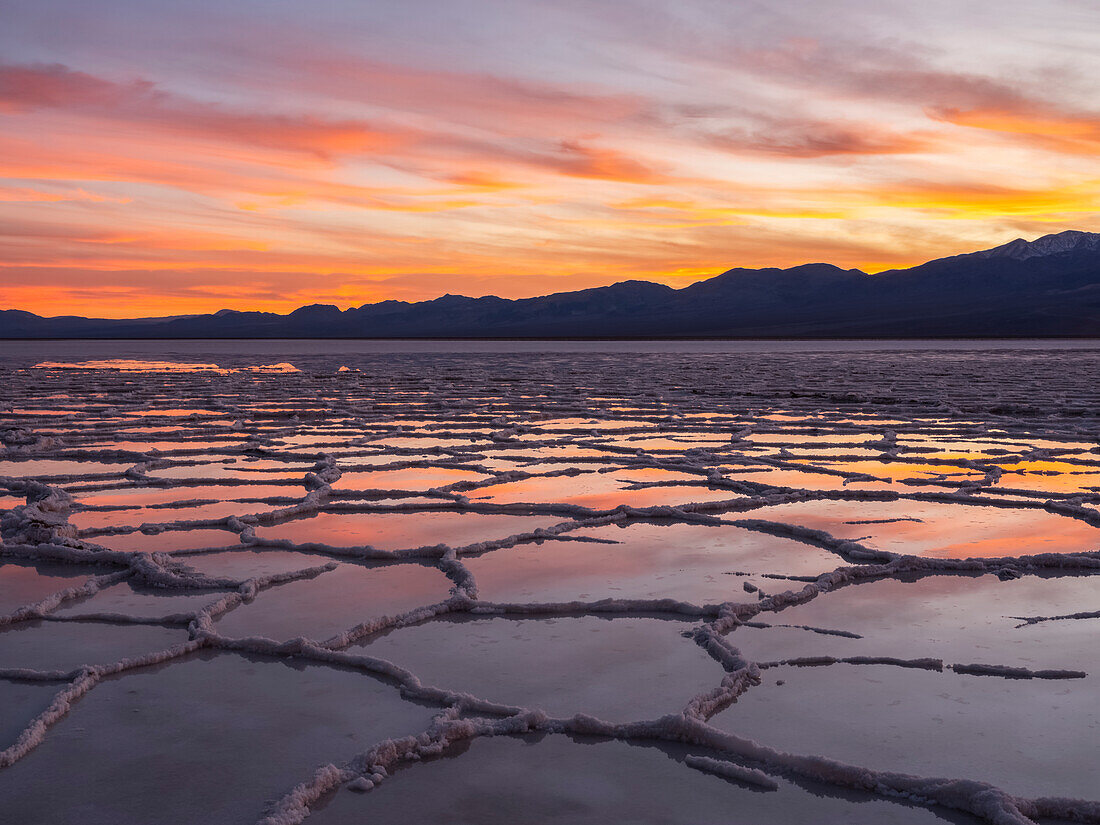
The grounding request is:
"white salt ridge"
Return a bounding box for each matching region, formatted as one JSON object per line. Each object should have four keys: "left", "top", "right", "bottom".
{"left": 684, "top": 754, "right": 779, "bottom": 790}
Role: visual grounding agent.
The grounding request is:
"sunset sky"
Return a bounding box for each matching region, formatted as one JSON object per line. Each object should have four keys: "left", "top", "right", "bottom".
{"left": 2, "top": 0, "right": 1099, "bottom": 317}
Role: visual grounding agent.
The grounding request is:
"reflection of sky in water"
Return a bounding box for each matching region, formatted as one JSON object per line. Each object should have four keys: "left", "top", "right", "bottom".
{"left": 3, "top": 344, "right": 1100, "bottom": 821}
{"left": 470, "top": 472, "right": 738, "bottom": 509}
{"left": 0, "top": 561, "right": 93, "bottom": 613}
{"left": 357, "top": 615, "right": 722, "bottom": 722}
{"left": 32, "top": 360, "right": 300, "bottom": 374}
{"left": 731, "top": 573, "right": 1100, "bottom": 668}
{"left": 214, "top": 561, "right": 450, "bottom": 642}
{"left": 0, "top": 621, "right": 186, "bottom": 672}
{"left": 717, "top": 663, "right": 1100, "bottom": 799}
{"left": 469, "top": 522, "right": 841, "bottom": 602}
{"left": 0, "top": 654, "right": 436, "bottom": 825}
{"left": 747, "top": 499, "right": 1100, "bottom": 558}
{"left": 254, "top": 512, "right": 562, "bottom": 550}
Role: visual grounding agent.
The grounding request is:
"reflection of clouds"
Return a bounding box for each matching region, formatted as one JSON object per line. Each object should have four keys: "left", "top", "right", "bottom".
{"left": 3, "top": 347, "right": 1100, "bottom": 821}
{"left": 749, "top": 498, "right": 1100, "bottom": 559}
{"left": 33, "top": 359, "right": 299, "bottom": 373}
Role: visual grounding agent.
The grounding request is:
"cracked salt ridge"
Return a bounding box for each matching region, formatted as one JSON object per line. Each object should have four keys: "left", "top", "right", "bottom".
{"left": 311, "top": 735, "right": 964, "bottom": 825}
{"left": 0, "top": 652, "right": 438, "bottom": 825}
{"left": 1013, "top": 608, "right": 1100, "bottom": 627}
{"left": 263, "top": 704, "right": 1100, "bottom": 825}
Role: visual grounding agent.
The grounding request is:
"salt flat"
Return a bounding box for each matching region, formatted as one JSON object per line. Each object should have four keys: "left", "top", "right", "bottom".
{"left": 1, "top": 341, "right": 1098, "bottom": 824}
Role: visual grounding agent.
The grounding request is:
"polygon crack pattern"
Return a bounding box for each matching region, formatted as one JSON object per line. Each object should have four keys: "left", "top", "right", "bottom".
{"left": 2, "top": 346, "right": 1099, "bottom": 825}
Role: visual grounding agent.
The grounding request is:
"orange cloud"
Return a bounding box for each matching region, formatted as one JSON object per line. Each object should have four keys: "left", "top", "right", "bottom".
{"left": 2, "top": 39, "right": 1098, "bottom": 320}
{"left": 0, "top": 185, "right": 130, "bottom": 203}
{"left": 932, "top": 106, "right": 1100, "bottom": 155}
{"left": 0, "top": 62, "right": 415, "bottom": 159}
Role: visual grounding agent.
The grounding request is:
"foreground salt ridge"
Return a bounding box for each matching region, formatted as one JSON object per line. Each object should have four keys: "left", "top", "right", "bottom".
{"left": 2, "top": 351, "right": 1100, "bottom": 824}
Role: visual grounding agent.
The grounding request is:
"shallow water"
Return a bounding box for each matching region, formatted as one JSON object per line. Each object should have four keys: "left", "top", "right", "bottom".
{"left": 252, "top": 511, "right": 564, "bottom": 550}
{"left": 0, "top": 621, "right": 187, "bottom": 672}
{"left": 466, "top": 522, "right": 841, "bottom": 602}
{"left": 2, "top": 341, "right": 1099, "bottom": 823}
{"left": 214, "top": 561, "right": 451, "bottom": 642}
{"left": 0, "top": 653, "right": 435, "bottom": 825}
{"left": 715, "top": 663, "right": 1099, "bottom": 799}
{"left": 355, "top": 614, "right": 724, "bottom": 721}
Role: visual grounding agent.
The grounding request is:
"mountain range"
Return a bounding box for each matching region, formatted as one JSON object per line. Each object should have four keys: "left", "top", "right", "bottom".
{"left": 3, "top": 230, "right": 1099, "bottom": 338}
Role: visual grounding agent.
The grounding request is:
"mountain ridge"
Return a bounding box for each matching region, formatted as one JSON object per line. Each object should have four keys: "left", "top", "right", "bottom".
{"left": 3, "top": 231, "right": 1099, "bottom": 338}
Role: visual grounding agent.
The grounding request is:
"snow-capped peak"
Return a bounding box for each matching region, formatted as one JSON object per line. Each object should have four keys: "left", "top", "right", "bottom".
{"left": 977, "top": 230, "right": 1100, "bottom": 261}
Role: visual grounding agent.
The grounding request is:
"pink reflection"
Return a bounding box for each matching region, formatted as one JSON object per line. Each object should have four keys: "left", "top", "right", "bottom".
{"left": 0, "top": 563, "right": 91, "bottom": 613}
{"left": 149, "top": 461, "right": 311, "bottom": 480}
{"left": 750, "top": 499, "right": 1100, "bottom": 558}
{"left": 72, "top": 499, "right": 287, "bottom": 530}
{"left": 174, "top": 549, "right": 333, "bottom": 579}
{"left": 92, "top": 528, "right": 241, "bottom": 552}
{"left": 335, "top": 467, "right": 489, "bottom": 489}
{"left": 82, "top": 440, "right": 248, "bottom": 452}
{"left": 472, "top": 473, "right": 737, "bottom": 509}
{"left": 76, "top": 484, "right": 306, "bottom": 507}
{"left": 467, "top": 522, "right": 841, "bottom": 603}
{"left": 0, "top": 459, "right": 132, "bottom": 477}
{"left": 32, "top": 360, "right": 299, "bottom": 374}
{"left": 254, "top": 511, "right": 561, "bottom": 549}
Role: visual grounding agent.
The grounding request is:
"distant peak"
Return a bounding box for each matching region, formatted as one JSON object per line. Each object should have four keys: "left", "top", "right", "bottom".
{"left": 977, "top": 230, "right": 1100, "bottom": 261}
{"left": 289, "top": 303, "right": 341, "bottom": 317}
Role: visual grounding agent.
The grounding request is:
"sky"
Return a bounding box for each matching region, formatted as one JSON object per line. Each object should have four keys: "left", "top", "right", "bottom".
{"left": 2, "top": 0, "right": 1099, "bottom": 318}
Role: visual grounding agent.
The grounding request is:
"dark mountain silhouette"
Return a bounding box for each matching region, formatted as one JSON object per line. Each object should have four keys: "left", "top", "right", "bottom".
{"left": 3, "top": 230, "right": 1099, "bottom": 338}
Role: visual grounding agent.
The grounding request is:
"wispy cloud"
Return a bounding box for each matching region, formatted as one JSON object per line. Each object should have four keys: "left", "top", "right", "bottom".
{"left": 2, "top": 0, "right": 1099, "bottom": 316}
